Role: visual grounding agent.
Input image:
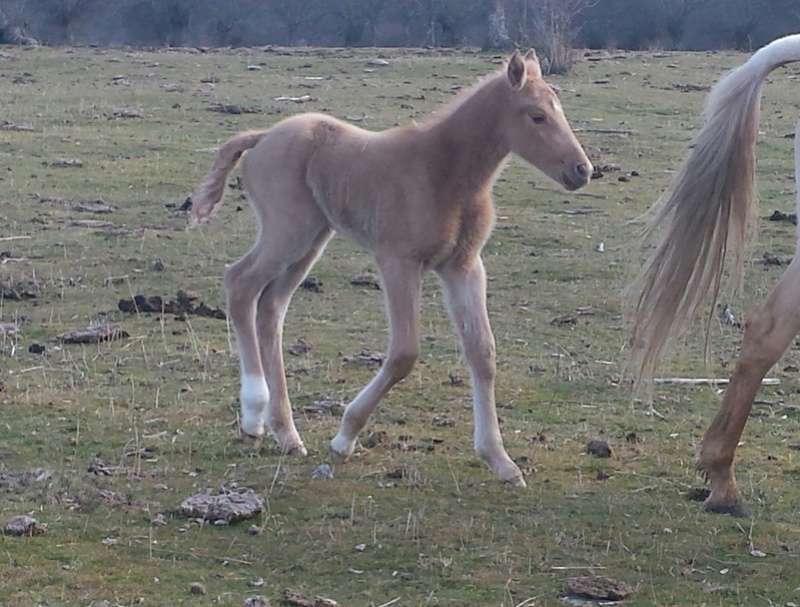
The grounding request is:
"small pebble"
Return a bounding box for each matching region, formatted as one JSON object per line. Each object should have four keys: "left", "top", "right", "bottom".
{"left": 311, "top": 463, "right": 334, "bottom": 480}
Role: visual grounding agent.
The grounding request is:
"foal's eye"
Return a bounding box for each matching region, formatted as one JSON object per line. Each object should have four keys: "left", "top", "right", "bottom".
{"left": 531, "top": 115, "right": 546, "bottom": 125}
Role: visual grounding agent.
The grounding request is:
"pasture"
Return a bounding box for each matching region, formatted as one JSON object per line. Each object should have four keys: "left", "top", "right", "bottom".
{"left": 1, "top": 43, "right": 800, "bottom": 607}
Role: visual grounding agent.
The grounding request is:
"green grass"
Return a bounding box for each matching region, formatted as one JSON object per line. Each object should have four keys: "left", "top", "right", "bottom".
{"left": 2, "top": 44, "right": 800, "bottom": 607}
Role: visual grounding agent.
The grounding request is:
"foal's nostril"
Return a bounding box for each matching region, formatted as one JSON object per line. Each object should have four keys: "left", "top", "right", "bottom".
{"left": 576, "top": 163, "right": 589, "bottom": 177}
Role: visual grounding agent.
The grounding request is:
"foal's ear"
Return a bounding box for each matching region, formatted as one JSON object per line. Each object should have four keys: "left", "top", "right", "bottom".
{"left": 523, "top": 48, "right": 543, "bottom": 79}
{"left": 507, "top": 49, "right": 527, "bottom": 91}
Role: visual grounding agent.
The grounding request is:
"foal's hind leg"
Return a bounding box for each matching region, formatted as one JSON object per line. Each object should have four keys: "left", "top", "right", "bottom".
{"left": 437, "top": 256, "right": 525, "bottom": 486}
{"left": 698, "top": 258, "right": 800, "bottom": 516}
{"left": 331, "top": 259, "right": 423, "bottom": 459}
{"left": 225, "top": 195, "right": 329, "bottom": 451}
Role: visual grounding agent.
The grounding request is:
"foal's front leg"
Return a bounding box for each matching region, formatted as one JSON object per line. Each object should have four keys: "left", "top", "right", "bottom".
{"left": 438, "top": 257, "right": 525, "bottom": 486}
{"left": 331, "top": 259, "right": 423, "bottom": 459}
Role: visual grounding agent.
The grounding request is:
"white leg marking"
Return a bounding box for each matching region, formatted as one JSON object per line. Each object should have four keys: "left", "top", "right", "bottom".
{"left": 240, "top": 372, "right": 270, "bottom": 437}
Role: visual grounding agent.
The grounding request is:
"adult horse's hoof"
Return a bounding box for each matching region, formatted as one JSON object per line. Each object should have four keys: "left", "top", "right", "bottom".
{"left": 704, "top": 497, "right": 749, "bottom": 518}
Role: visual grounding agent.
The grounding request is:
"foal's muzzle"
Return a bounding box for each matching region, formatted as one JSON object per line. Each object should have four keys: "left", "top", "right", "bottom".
{"left": 562, "top": 162, "right": 593, "bottom": 191}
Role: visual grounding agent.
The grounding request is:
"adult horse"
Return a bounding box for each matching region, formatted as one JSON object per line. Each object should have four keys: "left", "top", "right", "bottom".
{"left": 192, "top": 50, "right": 592, "bottom": 486}
{"left": 630, "top": 34, "right": 800, "bottom": 516}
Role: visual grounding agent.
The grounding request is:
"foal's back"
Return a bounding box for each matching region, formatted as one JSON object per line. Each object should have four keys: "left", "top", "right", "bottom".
{"left": 241, "top": 112, "right": 484, "bottom": 261}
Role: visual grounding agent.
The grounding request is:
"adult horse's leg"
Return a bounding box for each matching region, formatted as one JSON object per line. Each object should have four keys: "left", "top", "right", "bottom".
{"left": 437, "top": 256, "right": 525, "bottom": 486}
{"left": 331, "top": 259, "right": 423, "bottom": 459}
{"left": 254, "top": 228, "right": 333, "bottom": 454}
{"left": 699, "top": 258, "right": 800, "bottom": 515}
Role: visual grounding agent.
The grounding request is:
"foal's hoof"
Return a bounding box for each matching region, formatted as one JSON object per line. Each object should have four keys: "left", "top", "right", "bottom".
{"left": 504, "top": 474, "right": 527, "bottom": 488}
{"left": 329, "top": 446, "right": 351, "bottom": 465}
{"left": 240, "top": 430, "right": 264, "bottom": 449}
{"left": 240, "top": 421, "right": 266, "bottom": 441}
{"left": 704, "top": 497, "right": 749, "bottom": 518}
{"left": 330, "top": 435, "right": 355, "bottom": 462}
{"left": 282, "top": 442, "right": 308, "bottom": 457}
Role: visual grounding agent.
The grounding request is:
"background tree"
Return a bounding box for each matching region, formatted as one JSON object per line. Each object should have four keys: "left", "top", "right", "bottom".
{"left": 0, "top": 3, "right": 38, "bottom": 44}
{"left": 269, "top": 0, "right": 320, "bottom": 46}
{"left": 320, "top": 0, "right": 390, "bottom": 46}
{"left": 486, "top": 0, "right": 513, "bottom": 49}
{"left": 659, "top": 0, "right": 712, "bottom": 48}
{"left": 520, "top": 0, "right": 597, "bottom": 74}
{"left": 7, "top": 0, "right": 800, "bottom": 63}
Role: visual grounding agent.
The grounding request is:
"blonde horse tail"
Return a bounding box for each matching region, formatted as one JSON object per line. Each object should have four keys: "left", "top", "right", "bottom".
{"left": 629, "top": 34, "right": 800, "bottom": 385}
{"left": 795, "top": 118, "right": 800, "bottom": 224}
{"left": 189, "top": 130, "right": 269, "bottom": 227}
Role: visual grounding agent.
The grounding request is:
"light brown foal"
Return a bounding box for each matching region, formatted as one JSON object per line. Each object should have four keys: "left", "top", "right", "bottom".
{"left": 192, "top": 50, "right": 592, "bottom": 485}
{"left": 630, "top": 33, "right": 800, "bottom": 515}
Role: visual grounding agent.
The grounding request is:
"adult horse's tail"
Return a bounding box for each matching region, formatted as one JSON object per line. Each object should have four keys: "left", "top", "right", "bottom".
{"left": 629, "top": 34, "right": 800, "bottom": 383}
{"left": 189, "top": 130, "right": 269, "bottom": 227}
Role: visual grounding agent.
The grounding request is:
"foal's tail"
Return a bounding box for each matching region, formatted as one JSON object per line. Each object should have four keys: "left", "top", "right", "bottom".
{"left": 628, "top": 33, "right": 800, "bottom": 384}
{"left": 189, "top": 130, "right": 269, "bottom": 227}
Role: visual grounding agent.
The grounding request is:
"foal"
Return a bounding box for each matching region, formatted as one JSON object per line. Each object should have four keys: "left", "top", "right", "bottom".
{"left": 192, "top": 50, "right": 592, "bottom": 486}
{"left": 630, "top": 33, "right": 800, "bottom": 515}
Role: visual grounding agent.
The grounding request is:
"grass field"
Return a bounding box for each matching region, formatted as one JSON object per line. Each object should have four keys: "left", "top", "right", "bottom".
{"left": 2, "top": 43, "right": 800, "bottom": 607}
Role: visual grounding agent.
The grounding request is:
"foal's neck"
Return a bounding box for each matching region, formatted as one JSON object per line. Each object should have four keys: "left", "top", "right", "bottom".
{"left": 425, "top": 75, "right": 510, "bottom": 197}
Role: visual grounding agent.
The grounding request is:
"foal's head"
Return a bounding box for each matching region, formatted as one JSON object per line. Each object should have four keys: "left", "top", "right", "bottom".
{"left": 501, "top": 50, "right": 592, "bottom": 191}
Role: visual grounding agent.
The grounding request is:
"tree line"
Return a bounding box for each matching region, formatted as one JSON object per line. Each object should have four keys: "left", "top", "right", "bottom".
{"left": 2, "top": 0, "right": 800, "bottom": 60}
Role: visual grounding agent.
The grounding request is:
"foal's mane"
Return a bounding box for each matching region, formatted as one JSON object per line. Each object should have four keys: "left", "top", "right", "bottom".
{"left": 421, "top": 69, "right": 506, "bottom": 127}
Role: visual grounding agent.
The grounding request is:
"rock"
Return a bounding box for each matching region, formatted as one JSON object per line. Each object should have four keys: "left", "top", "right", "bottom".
{"left": 54, "top": 323, "right": 128, "bottom": 344}
{"left": 551, "top": 312, "right": 578, "bottom": 326}
{"left": 342, "top": 348, "right": 385, "bottom": 368}
{"left": 180, "top": 488, "right": 265, "bottom": 524}
{"left": 283, "top": 588, "right": 341, "bottom": 607}
{"left": 5, "top": 515, "right": 47, "bottom": 536}
{"left": 74, "top": 200, "right": 115, "bottom": 214}
{"left": 350, "top": 272, "right": 381, "bottom": 289}
{"left": 564, "top": 576, "right": 632, "bottom": 601}
{"left": 310, "top": 464, "right": 334, "bottom": 480}
{"left": 302, "top": 397, "right": 344, "bottom": 416}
